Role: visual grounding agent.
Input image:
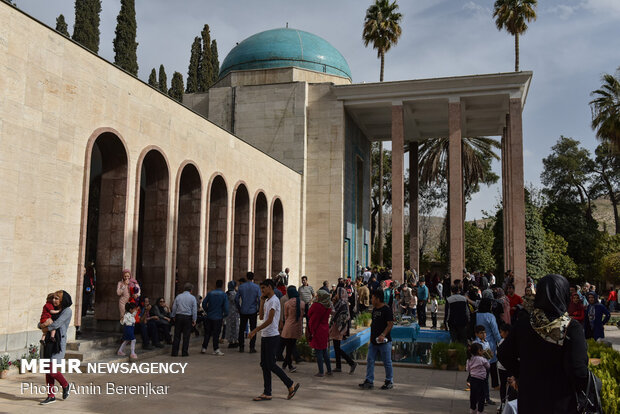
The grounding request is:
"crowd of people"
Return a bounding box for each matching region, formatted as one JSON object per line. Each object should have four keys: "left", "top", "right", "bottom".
{"left": 37, "top": 263, "right": 616, "bottom": 409}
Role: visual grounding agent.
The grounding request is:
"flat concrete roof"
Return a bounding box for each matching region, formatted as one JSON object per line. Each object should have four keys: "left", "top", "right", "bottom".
{"left": 333, "top": 72, "right": 532, "bottom": 141}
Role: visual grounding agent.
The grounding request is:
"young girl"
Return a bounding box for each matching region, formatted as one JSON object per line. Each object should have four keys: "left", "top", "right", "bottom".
{"left": 39, "top": 293, "right": 60, "bottom": 343}
{"left": 429, "top": 295, "right": 438, "bottom": 329}
{"left": 118, "top": 302, "right": 138, "bottom": 359}
{"left": 466, "top": 342, "right": 490, "bottom": 414}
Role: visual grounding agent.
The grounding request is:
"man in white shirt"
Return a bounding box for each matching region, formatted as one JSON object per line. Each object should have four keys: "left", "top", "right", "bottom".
{"left": 249, "top": 279, "right": 300, "bottom": 401}
{"left": 362, "top": 267, "right": 372, "bottom": 284}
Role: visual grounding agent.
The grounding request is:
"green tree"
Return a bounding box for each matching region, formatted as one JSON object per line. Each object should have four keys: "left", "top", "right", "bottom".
{"left": 601, "top": 252, "right": 620, "bottom": 285}
{"left": 168, "top": 72, "right": 184, "bottom": 103}
{"left": 363, "top": 0, "right": 402, "bottom": 265}
{"left": 542, "top": 200, "right": 600, "bottom": 279}
{"left": 589, "top": 69, "right": 620, "bottom": 151}
{"left": 148, "top": 68, "right": 157, "bottom": 88}
{"left": 492, "top": 0, "right": 537, "bottom": 71}
{"left": 492, "top": 195, "right": 546, "bottom": 279}
{"left": 465, "top": 222, "right": 496, "bottom": 273}
{"left": 55, "top": 14, "right": 70, "bottom": 37}
{"left": 593, "top": 233, "right": 620, "bottom": 283}
{"left": 541, "top": 136, "right": 595, "bottom": 217}
{"left": 158, "top": 64, "right": 167, "bottom": 94}
{"left": 590, "top": 142, "right": 620, "bottom": 234}
{"left": 186, "top": 37, "right": 201, "bottom": 93}
{"left": 544, "top": 231, "right": 578, "bottom": 280}
{"left": 113, "top": 0, "right": 138, "bottom": 76}
{"left": 199, "top": 24, "right": 213, "bottom": 92}
{"left": 72, "top": 0, "right": 102, "bottom": 54}
{"left": 211, "top": 39, "right": 219, "bottom": 84}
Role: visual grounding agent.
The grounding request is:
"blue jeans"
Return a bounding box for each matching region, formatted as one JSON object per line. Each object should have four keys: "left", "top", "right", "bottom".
{"left": 315, "top": 348, "right": 331, "bottom": 374}
{"left": 365, "top": 342, "right": 393, "bottom": 383}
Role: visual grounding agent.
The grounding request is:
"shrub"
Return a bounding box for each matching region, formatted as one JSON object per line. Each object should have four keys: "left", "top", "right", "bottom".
{"left": 449, "top": 342, "right": 468, "bottom": 366}
{"left": 431, "top": 342, "right": 449, "bottom": 367}
{"left": 296, "top": 336, "right": 315, "bottom": 362}
{"left": 587, "top": 339, "right": 620, "bottom": 414}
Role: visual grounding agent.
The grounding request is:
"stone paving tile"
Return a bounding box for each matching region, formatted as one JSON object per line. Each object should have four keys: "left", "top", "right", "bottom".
{"left": 0, "top": 338, "right": 502, "bottom": 414}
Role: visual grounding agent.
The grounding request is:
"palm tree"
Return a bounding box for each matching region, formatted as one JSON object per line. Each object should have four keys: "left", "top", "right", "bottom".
{"left": 590, "top": 70, "right": 620, "bottom": 152}
{"left": 418, "top": 136, "right": 501, "bottom": 217}
{"left": 363, "top": 0, "right": 402, "bottom": 265}
{"left": 493, "top": 0, "right": 537, "bottom": 72}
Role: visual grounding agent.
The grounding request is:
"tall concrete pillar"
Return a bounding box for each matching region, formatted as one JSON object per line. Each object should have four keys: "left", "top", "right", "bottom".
{"left": 501, "top": 126, "right": 510, "bottom": 273}
{"left": 391, "top": 105, "right": 405, "bottom": 282}
{"left": 506, "top": 98, "right": 527, "bottom": 294}
{"left": 448, "top": 100, "right": 464, "bottom": 280}
{"left": 409, "top": 143, "right": 419, "bottom": 274}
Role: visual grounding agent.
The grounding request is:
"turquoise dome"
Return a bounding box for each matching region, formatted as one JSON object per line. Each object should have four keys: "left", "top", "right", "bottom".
{"left": 219, "top": 28, "right": 351, "bottom": 80}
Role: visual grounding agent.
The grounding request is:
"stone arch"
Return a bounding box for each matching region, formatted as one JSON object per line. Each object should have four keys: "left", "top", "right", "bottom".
{"left": 231, "top": 182, "right": 250, "bottom": 281}
{"left": 270, "top": 197, "right": 284, "bottom": 277}
{"left": 79, "top": 128, "right": 129, "bottom": 322}
{"left": 206, "top": 174, "right": 228, "bottom": 292}
{"left": 253, "top": 191, "right": 268, "bottom": 282}
{"left": 175, "top": 163, "right": 202, "bottom": 296}
{"left": 134, "top": 148, "right": 169, "bottom": 302}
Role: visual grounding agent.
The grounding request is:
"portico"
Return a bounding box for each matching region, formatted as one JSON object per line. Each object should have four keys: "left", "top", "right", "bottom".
{"left": 334, "top": 72, "right": 532, "bottom": 293}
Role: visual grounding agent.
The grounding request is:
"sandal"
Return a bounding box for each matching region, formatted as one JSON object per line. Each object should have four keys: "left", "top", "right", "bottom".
{"left": 287, "top": 383, "right": 300, "bottom": 400}
{"left": 253, "top": 395, "right": 272, "bottom": 401}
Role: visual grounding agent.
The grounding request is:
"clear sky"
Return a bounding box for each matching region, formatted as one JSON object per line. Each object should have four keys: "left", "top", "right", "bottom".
{"left": 14, "top": 0, "right": 620, "bottom": 219}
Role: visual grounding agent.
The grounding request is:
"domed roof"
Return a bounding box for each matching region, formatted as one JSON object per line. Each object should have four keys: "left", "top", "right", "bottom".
{"left": 219, "top": 28, "right": 352, "bottom": 80}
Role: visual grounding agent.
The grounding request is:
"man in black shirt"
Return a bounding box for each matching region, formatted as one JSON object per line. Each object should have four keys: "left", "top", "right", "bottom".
{"left": 359, "top": 289, "right": 394, "bottom": 390}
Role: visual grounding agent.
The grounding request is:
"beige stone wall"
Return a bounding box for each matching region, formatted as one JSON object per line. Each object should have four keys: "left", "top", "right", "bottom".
{"left": 0, "top": 5, "right": 302, "bottom": 349}
{"left": 214, "top": 67, "right": 351, "bottom": 88}
{"left": 204, "top": 82, "right": 308, "bottom": 173}
{"left": 304, "top": 84, "right": 345, "bottom": 287}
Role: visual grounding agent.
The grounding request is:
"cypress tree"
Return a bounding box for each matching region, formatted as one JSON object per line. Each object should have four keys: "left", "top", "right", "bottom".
{"left": 56, "top": 14, "right": 70, "bottom": 37}
{"left": 210, "top": 39, "right": 220, "bottom": 84}
{"left": 198, "top": 24, "right": 213, "bottom": 92}
{"left": 158, "top": 65, "right": 167, "bottom": 94}
{"left": 169, "top": 72, "right": 184, "bottom": 103}
{"left": 72, "top": 0, "right": 102, "bottom": 54}
{"left": 113, "top": 0, "right": 138, "bottom": 76}
{"left": 148, "top": 68, "right": 157, "bottom": 88}
{"left": 186, "top": 37, "right": 201, "bottom": 93}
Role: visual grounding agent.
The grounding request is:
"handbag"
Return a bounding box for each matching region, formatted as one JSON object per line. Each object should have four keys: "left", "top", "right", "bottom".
{"left": 576, "top": 370, "right": 602, "bottom": 414}
{"left": 42, "top": 330, "right": 61, "bottom": 358}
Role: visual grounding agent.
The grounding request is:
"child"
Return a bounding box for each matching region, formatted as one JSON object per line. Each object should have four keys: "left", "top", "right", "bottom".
{"left": 467, "top": 342, "right": 490, "bottom": 414}
{"left": 40, "top": 293, "right": 60, "bottom": 343}
{"left": 430, "top": 294, "right": 438, "bottom": 329}
{"left": 497, "top": 323, "right": 511, "bottom": 406}
{"left": 118, "top": 302, "right": 138, "bottom": 359}
{"left": 473, "top": 325, "right": 495, "bottom": 405}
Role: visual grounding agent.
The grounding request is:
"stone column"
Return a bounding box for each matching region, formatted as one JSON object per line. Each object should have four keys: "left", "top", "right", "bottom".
{"left": 506, "top": 98, "right": 527, "bottom": 294}
{"left": 409, "top": 143, "right": 419, "bottom": 274}
{"left": 448, "top": 100, "right": 464, "bottom": 280}
{"left": 391, "top": 104, "right": 405, "bottom": 282}
{"left": 501, "top": 125, "right": 511, "bottom": 274}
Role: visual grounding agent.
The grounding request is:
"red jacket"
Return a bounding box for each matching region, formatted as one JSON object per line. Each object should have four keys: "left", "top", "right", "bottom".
{"left": 508, "top": 293, "right": 523, "bottom": 317}
{"left": 608, "top": 290, "right": 617, "bottom": 302}
{"left": 568, "top": 301, "right": 585, "bottom": 323}
{"left": 308, "top": 302, "right": 331, "bottom": 350}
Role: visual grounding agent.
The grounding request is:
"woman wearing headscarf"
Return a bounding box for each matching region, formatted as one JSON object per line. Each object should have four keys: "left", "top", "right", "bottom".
{"left": 281, "top": 286, "right": 305, "bottom": 372}
{"left": 584, "top": 292, "right": 611, "bottom": 341}
{"left": 308, "top": 290, "right": 333, "bottom": 377}
{"left": 116, "top": 269, "right": 132, "bottom": 321}
{"left": 38, "top": 290, "right": 72, "bottom": 405}
{"left": 494, "top": 287, "right": 511, "bottom": 325}
{"left": 329, "top": 287, "right": 357, "bottom": 374}
{"left": 498, "top": 274, "right": 589, "bottom": 414}
{"left": 225, "top": 280, "right": 240, "bottom": 348}
{"left": 476, "top": 298, "right": 502, "bottom": 392}
{"left": 568, "top": 292, "right": 585, "bottom": 324}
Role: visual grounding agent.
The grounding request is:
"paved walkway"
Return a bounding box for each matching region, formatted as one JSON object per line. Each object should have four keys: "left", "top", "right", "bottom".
{"left": 3, "top": 324, "right": 617, "bottom": 413}
{"left": 0, "top": 337, "right": 489, "bottom": 414}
